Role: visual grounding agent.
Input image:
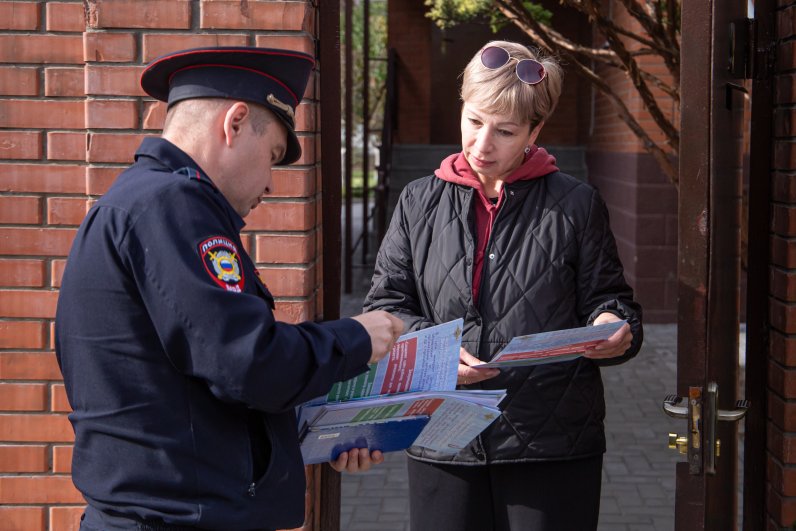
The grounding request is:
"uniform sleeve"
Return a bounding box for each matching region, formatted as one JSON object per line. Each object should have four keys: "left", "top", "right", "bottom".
{"left": 364, "top": 186, "right": 436, "bottom": 332}
{"left": 576, "top": 189, "right": 644, "bottom": 366}
{"left": 121, "top": 181, "right": 372, "bottom": 413}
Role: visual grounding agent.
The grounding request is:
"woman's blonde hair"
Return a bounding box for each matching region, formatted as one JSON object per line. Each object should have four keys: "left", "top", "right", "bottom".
{"left": 461, "top": 40, "right": 562, "bottom": 130}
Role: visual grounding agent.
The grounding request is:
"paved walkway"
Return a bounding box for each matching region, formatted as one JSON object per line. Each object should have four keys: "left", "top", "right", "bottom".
{"left": 339, "top": 275, "right": 684, "bottom": 531}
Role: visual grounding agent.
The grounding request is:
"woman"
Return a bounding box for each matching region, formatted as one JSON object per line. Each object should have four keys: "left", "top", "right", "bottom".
{"left": 364, "top": 40, "right": 643, "bottom": 530}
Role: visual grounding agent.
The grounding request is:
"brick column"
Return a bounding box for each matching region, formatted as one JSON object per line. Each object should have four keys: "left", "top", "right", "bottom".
{"left": 768, "top": 4, "right": 796, "bottom": 527}
{"left": 0, "top": 2, "right": 324, "bottom": 530}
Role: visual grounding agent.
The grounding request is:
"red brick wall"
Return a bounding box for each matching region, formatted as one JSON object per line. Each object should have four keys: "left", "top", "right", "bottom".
{"left": 0, "top": 2, "right": 323, "bottom": 530}
{"left": 586, "top": 2, "right": 679, "bottom": 323}
{"left": 768, "top": 4, "right": 796, "bottom": 527}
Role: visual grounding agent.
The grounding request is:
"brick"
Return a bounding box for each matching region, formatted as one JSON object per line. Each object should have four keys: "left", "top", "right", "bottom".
{"left": 0, "top": 506, "right": 45, "bottom": 531}
{"left": 245, "top": 201, "right": 315, "bottom": 231}
{"left": 0, "top": 383, "right": 47, "bottom": 411}
{"left": 772, "top": 235, "right": 796, "bottom": 268}
{"left": 87, "top": 0, "right": 191, "bottom": 29}
{"left": 44, "top": 67, "right": 85, "bottom": 97}
{"left": 776, "top": 73, "right": 796, "bottom": 105}
{"left": 86, "top": 166, "right": 121, "bottom": 195}
{"left": 0, "top": 196, "right": 42, "bottom": 224}
{"left": 200, "top": 1, "right": 307, "bottom": 30}
{"left": 0, "top": 228, "right": 77, "bottom": 256}
{"left": 780, "top": 6, "right": 796, "bottom": 39}
{"left": 769, "top": 390, "right": 796, "bottom": 431}
{"left": 258, "top": 265, "right": 314, "bottom": 297}
{"left": 0, "top": 476, "right": 83, "bottom": 503}
{"left": 0, "top": 163, "right": 85, "bottom": 194}
{"left": 0, "top": 131, "right": 43, "bottom": 160}
{"left": 770, "top": 423, "right": 796, "bottom": 462}
{"left": 47, "top": 132, "right": 87, "bottom": 161}
{"left": 142, "top": 101, "right": 166, "bottom": 130}
{"left": 773, "top": 204, "right": 796, "bottom": 236}
{"left": 50, "top": 506, "right": 84, "bottom": 531}
{"left": 774, "top": 141, "right": 796, "bottom": 170}
{"left": 0, "top": 289, "right": 59, "bottom": 318}
{"left": 142, "top": 33, "right": 248, "bottom": 61}
{"left": 0, "top": 352, "right": 61, "bottom": 380}
{"left": 255, "top": 34, "right": 314, "bottom": 56}
{"left": 770, "top": 329, "right": 796, "bottom": 367}
{"left": 87, "top": 133, "right": 151, "bottom": 163}
{"left": 51, "top": 259, "right": 66, "bottom": 287}
{"left": 293, "top": 135, "right": 315, "bottom": 165}
{"left": 273, "top": 298, "right": 314, "bottom": 324}
{"left": 0, "top": 321, "right": 47, "bottom": 349}
{"left": 0, "top": 445, "right": 48, "bottom": 472}
{"left": 255, "top": 233, "right": 315, "bottom": 263}
{"left": 778, "top": 40, "right": 796, "bottom": 74}
{"left": 0, "top": 413, "right": 73, "bottom": 443}
{"left": 85, "top": 64, "right": 147, "bottom": 97}
{"left": 86, "top": 99, "right": 138, "bottom": 129}
{"left": 51, "top": 383, "right": 71, "bottom": 412}
{"left": 767, "top": 484, "right": 796, "bottom": 526}
{"left": 0, "top": 66, "right": 39, "bottom": 95}
{"left": 46, "top": 2, "right": 86, "bottom": 32}
{"left": 0, "top": 100, "right": 85, "bottom": 129}
{"left": 270, "top": 167, "right": 315, "bottom": 197}
{"left": 0, "top": 34, "right": 83, "bottom": 64}
{"left": 48, "top": 197, "right": 89, "bottom": 226}
{"left": 770, "top": 458, "right": 796, "bottom": 496}
{"left": 83, "top": 32, "right": 136, "bottom": 62}
{"left": 0, "top": 259, "right": 46, "bottom": 288}
{"left": 775, "top": 108, "right": 796, "bottom": 138}
{"left": 770, "top": 359, "right": 796, "bottom": 398}
{"left": 293, "top": 102, "right": 315, "bottom": 133}
{"left": 773, "top": 171, "right": 796, "bottom": 202}
{"left": 0, "top": 1, "right": 41, "bottom": 30}
{"left": 52, "top": 445, "right": 73, "bottom": 473}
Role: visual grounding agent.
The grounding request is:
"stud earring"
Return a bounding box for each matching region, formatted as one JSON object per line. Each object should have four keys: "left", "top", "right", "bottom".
{"left": 524, "top": 145, "right": 531, "bottom": 154}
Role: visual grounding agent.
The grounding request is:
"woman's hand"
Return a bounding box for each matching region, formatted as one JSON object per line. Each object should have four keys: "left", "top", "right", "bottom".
{"left": 457, "top": 347, "right": 500, "bottom": 386}
{"left": 329, "top": 448, "right": 384, "bottom": 473}
{"left": 582, "top": 312, "right": 633, "bottom": 359}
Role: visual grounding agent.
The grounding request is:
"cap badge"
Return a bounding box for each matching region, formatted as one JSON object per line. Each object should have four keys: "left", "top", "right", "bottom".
{"left": 198, "top": 236, "right": 245, "bottom": 292}
{"left": 267, "top": 93, "right": 295, "bottom": 121}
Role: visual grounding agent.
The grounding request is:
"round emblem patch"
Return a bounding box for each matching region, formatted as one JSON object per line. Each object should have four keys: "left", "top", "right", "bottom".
{"left": 198, "top": 236, "right": 245, "bottom": 292}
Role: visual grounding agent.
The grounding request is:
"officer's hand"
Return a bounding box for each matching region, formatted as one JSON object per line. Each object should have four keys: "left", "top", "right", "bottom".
{"left": 350, "top": 311, "right": 404, "bottom": 364}
{"left": 329, "top": 448, "right": 384, "bottom": 473}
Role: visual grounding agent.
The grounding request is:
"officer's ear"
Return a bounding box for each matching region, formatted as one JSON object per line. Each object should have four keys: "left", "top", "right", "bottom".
{"left": 222, "top": 102, "right": 251, "bottom": 147}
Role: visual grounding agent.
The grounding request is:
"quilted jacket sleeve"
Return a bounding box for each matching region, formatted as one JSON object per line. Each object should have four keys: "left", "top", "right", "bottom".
{"left": 364, "top": 186, "right": 436, "bottom": 332}
{"left": 577, "top": 188, "right": 644, "bottom": 366}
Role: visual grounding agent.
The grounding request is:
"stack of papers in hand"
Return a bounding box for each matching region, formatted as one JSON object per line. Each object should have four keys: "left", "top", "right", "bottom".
{"left": 299, "top": 319, "right": 506, "bottom": 464}
{"left": 475, "top": 320, "right": 627, "bottom": 369}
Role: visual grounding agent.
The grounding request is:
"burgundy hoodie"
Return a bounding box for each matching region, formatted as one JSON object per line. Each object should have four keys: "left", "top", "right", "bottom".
{"left": 434, "top": 147, "right": 558, "bottom": 302}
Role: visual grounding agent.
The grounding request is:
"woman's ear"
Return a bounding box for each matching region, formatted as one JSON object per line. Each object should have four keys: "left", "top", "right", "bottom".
{"left": 222, "top": 102, "right": 251, "bottom": 147}
{"left": 528, "top": 121, "right": 545, "bottom": 145}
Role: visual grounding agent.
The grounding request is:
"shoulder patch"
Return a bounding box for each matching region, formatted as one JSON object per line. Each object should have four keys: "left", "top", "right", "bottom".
{"left": 198, "top": 236, "right": 245, "bottom": 292}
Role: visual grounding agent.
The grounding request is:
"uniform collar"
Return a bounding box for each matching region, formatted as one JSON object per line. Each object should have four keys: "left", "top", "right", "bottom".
{"left": 134, "top": 137, "right": 246, "bottom": 231}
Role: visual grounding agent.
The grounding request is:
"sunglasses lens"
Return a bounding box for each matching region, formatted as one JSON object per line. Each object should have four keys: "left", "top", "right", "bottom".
{"left": 481, "top": 46, "right": 510, "bottom": 69}
{"left": 516, "top": 59, "right": 546, "bottom": 84}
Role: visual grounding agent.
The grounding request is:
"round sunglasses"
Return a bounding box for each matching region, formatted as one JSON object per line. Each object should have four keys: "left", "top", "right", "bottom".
{"left": 480, "top": 46, "right": 546, "bottom": 85}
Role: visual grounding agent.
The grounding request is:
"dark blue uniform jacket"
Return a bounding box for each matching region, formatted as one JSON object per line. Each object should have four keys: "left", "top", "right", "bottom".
{"left": 55, "top": 138, "right": 372, "bottom": 530}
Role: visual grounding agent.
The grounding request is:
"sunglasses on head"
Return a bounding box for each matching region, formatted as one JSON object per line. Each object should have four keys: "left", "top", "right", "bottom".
{"left": 480, "top": 46, "right": 546, "bottom": 85}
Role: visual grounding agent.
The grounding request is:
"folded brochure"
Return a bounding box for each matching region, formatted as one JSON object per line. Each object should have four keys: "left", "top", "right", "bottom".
{"left": 298, "top": 319, "right": 506, "bottom": 464}
{"left": 475, "top": 320, "right": 627, "bottom": 369}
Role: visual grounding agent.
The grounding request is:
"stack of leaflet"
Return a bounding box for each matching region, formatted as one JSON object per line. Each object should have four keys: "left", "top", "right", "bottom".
{"left": 298, "top": 319, "right": 506, "bottom": 464}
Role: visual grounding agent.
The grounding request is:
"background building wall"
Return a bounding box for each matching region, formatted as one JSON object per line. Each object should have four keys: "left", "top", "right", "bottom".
{"left": 0, "top": 1, "right": 324, "bottom": 530}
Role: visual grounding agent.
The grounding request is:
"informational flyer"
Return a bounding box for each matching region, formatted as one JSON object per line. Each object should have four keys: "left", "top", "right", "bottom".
{"left": 327, "top": 318, "right": 464, "bottom": 402}
{"left": 476, "top": 320, "right": 627, "bottom": 368}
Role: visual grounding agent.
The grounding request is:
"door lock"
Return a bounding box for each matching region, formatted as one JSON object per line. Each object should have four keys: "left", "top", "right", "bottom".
{"left": 662, "top": 383, "right": 748, "bottom": 474}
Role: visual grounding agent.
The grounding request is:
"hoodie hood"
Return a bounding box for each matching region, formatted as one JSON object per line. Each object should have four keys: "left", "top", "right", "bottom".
{"left": 434, "top": 146, "right": 558, "bottom": 190}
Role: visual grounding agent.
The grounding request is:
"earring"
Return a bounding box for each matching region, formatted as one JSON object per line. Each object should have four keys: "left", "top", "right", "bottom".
{"left": 524, "top": 145, "right": 531, "bottom": 154}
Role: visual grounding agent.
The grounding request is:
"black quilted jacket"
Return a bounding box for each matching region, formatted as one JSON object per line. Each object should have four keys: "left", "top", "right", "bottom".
{"left": 364, "top": 170, "right": 643, "bottom": 464}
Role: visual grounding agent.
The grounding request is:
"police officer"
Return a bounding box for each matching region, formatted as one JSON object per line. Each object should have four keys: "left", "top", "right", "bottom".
{"left": 55, "top": 47, "right": 404, "bottom": 531}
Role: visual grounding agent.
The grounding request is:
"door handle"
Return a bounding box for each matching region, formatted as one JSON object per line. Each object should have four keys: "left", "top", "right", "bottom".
{"left": 662, "top": 383, "right": 749, "bottom": 474}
